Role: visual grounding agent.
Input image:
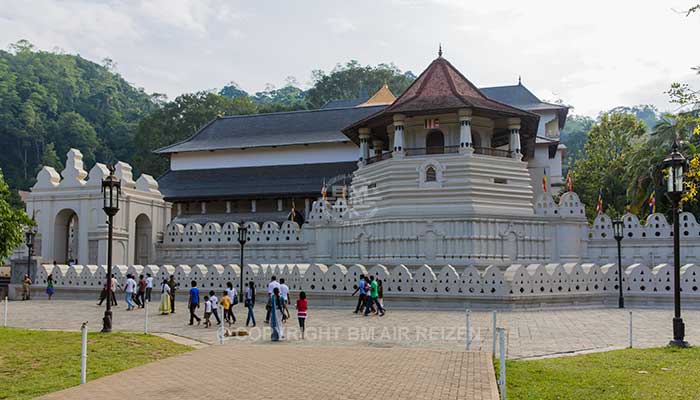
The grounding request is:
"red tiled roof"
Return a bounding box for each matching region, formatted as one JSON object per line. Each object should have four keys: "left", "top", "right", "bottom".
{"left": 384, "top": 56, "right": 533, "bottom": 116}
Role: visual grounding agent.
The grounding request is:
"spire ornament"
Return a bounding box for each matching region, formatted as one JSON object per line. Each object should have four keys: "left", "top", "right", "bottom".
{"left": 438, "top": 43, "right": 443, "bottom": 57}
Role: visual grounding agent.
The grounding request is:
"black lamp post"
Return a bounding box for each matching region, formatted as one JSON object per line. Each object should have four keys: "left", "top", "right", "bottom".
{"left": 237, "top": 223, "right": 248, "bottom": 303}
{"left": 662, "top": 140, "right": 689, "bottom": 348}
{"left": 612, "top": 218, "right": 624, "bottom": 309}
{"left": 101, "top": 165, "right": 121, "bottom": 333}
{"left": 24, "top": 217, "right": 37, "bottom": 300}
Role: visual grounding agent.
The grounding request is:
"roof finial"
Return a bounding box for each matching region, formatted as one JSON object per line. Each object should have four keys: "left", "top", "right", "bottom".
{"left": 518, "top": 75, "right": 522, "bottom": 85}
{"left": 438, "top": 43, "right": 442, "bottom": 57}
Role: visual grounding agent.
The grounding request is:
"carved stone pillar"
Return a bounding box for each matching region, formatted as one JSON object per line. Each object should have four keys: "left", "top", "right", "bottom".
{"left": 458, "top": 108, "right": 473, "bottom": 155}
{"left": 392, "top": 114, "right": 405, "bottom": 159}
{"left": 508, "top": 118, "right": 522, "bottom": 160}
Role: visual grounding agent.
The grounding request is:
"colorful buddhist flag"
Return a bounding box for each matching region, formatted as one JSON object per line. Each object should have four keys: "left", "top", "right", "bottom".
{"left": 566, "top": 170, "right": 573, "bottom": 192}
{"left": 321, "top": 180, "right": 328, "bottom": 201}
{"left": 542, "top": 168, "right": 548, "bottom": 193}
{"left": 596, "top": 188, "right": 603, "bottom": 214}
{"left": 424, "top": 118, "right": 440, "bottom": 129}
{"left": 648, "top": 191, "right": 656, "bottom": 214}
{"left": 289, "top": 200, "right": 296, "bottom": 221}
{"left": 341, "top": 184, "right": 347, "bottom": 200}
{"left": 625, "top": 199, "right": 631, "bottom": 213}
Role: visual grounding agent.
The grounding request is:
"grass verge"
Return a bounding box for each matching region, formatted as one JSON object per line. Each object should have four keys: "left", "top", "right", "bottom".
{"left": 495, "top": 346, "right": 700, "bottom": 400}
{"left": 0, "top": 327, "right": 192, "bottom": 399}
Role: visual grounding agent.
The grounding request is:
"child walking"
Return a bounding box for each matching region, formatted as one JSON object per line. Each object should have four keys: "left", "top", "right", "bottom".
{"left": 296, "top": 291, "right": 308, "bottom": 339}
{"left": 220, "top": 290, "right": 232, "bottom": 326}
{"left": 203, "top": 295, "right": 212, "bottom": 328}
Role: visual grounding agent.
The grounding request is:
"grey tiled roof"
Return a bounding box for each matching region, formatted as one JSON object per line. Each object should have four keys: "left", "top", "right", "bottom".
{"left": 157, "top": 161, "right": 358, "bottom": 201}
{"left": 321, "top": 98, "right": 368, "bottom": 109}
{"left": 155, "top": 105, "right": 386, "bottom": 154}
{"left": 480, "top": 84, "right": 567, "bottom": 111}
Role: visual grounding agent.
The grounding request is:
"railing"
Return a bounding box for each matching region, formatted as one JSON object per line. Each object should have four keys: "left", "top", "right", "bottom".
{"left": 365, "top": 152, "right": 393, "bottom": 165}
{"left": 473, "top": 146, "right": 512, "bottom": 158}
{"left": 404, "top": 145, "right": 460, "bottom": 156}
{"left": 365, "top": 145, "right": 512, "bottom": 165}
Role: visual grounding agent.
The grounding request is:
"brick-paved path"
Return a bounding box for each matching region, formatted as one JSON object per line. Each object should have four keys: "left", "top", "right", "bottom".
{"left": 4, "top": 299, "right": 700, "bottom": 359}
{"left": 39, "top": 345, "right": 499, "bottom": 400}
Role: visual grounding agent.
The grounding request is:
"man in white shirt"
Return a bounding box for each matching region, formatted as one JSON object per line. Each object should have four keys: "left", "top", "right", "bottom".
{"left": 279, "top": 278, "right": 290, "bottom": 305}
{"left": 265, "top": 276, "right": 280, "bottom": 323}
{"left": 124, "top": 274, "right": 136, "bottom": 311}
{"left": 225, "top": 282, "right": 237, "bottom": 323}
{"left": 208, "top": 290, "right": 221, "bottom": 325}
{"left": 145, "top": 273, "right": 154, "bottom": 302}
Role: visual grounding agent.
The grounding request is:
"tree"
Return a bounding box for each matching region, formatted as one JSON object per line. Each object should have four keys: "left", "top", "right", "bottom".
{"left": 571, "top": 112, "right": 647, "bottom": 220}
{"left": 305, "top": 61, "right": 415, "bottom": 108}
{"left": 40, "top": 142, "right": 61, "bottom": 171}
{"left": 132, "top": 91, "right": 257, "bottom": 176}
{"left": 0, "top": 169, "right": 32, "bottom": 260}
{"left": 606, "top": 105, "right": 659, "bottom": 131}
{"left": 560, "top": 114, "right": 595, "bottom": 170}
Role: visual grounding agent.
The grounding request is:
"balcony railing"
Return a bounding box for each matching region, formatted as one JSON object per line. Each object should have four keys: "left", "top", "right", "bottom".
{"left": 364, "top": 145, "right": 512, "bottom": 165}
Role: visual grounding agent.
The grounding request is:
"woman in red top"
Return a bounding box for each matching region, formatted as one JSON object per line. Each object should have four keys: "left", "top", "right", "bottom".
{"left": 296, "top": 291, "right": 308, "bottom": 339}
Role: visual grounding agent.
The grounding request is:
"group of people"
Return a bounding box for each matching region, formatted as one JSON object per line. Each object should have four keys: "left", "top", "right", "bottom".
{"left": 181, "top": 280, "right": 259, "bottom": 328}
{"left": 352, "top": 274, "right": 386, "bottom": 316}
{"left": 97, "top": 273, "right": 154, "bottom": 310}
{"left": 264, "top": 276, "right": 308, "bottom": 340}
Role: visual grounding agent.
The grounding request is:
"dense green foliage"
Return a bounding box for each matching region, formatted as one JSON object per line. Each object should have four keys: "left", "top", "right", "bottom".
{"left": 0, "top": 170, "right": 32, "bottom": 260}
{"left": 0, "top": 40, "right": 157, "bottom": 196}
{"left": 133, "top": 92, "right": 258, "bottom": 177}
{"left": 218, "top": 60, "right": 416, "bottom": 110}
{"left": 498, "top": 346, "right": 700, "bottom": 400}
{"left": 0, "top": 328, "right": 191, "bottom": 399}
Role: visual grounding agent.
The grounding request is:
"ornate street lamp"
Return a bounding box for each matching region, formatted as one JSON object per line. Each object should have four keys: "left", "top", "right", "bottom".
{"left": 612, "top": 218, "right": 624, "bottom": 309}
{"left": 101, "top": 165, "right": 121, "bottom": 333}
{"left": 24, "top": 215, "right": 37, "bottom": 300}
{"left": 662, "top": 140, "right": 689, "bottom": 348}
{"left": 237, "top": 223, "right": 248, "bottom": 303}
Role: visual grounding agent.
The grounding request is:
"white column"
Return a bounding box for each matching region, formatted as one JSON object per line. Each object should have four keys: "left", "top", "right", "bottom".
{"left": 372, "top": 139, "right": 384, "bottom": 157}
{"left": 251, "top": 199, "right": 257, "bottom": 213}
{"left": 225, "top": 201, "right": 231, "bottom": 214}
{"left": 392, "top": 114, "right": 405, "bottom": 158}
{"left": 277, "top": 199, "right": 283, "bottom": 212}
{"left": 176, "top": 203, "right": 182, "bottom": 217}
{"left": 200, "top": 201, "right": 207, "bottom": 214}
{"left": 507, "top": 118, "right": 522, "bottom": 160}
{"left": 304, "top": 198, "right": 311, "bottom": 217}
{"left": 458, "top": 109, "right": 473, "bottom": 155}
{"left": 358, "top": 127, "right": 370, "bottom": 164}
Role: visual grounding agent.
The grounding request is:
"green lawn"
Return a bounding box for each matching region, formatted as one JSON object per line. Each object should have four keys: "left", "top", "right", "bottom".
{"left": 0, "top": 327, "right": 192, "bottom": 400}
{"left": 498, "top": 347, "right": 700, "bottom": 400}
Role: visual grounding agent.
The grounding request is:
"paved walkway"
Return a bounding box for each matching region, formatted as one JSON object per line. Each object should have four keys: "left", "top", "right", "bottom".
{"left": 4, "top": 299, "right": 700, "bottom": 359}
{"left": 39, "top": 345, "right": 498, "bottom": 400}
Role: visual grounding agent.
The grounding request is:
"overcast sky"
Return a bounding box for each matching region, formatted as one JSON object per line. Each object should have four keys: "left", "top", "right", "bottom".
{"left": 2, "top": 0, "right": 698, "bottom": 116}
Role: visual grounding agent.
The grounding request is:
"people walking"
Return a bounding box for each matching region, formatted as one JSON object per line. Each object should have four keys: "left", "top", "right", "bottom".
{"left": 203, "top": 295, "right": 212, "bottom": 328}
{"left": 167, "top": 275, "right": 178, "bottom": 313}
{"left": 46, "top": 274, "right": 55, "bottom": 300}
{"left": 296, "top": 291, "right": 308, "bottom": 339}
{"left": 364, "top": 275, "right": 385, "bottom": 317}
{"left": 124, "top": 274, "right": 136, "bottom": 311}
{"left": 159, "top": 279, "right": 172, "bottom": 314}
{"left": 145, "top": 273, "right": 154, "bottom": 302}
{"left": 270, "top": 287, "right": 285, "bottom": 341}
{"left": 246, "top": 281, "right": 256, "bottom": 327}
{"left": 208, "top": 290, "right": 221, "bottom": 325}
{"left": 225, "top": 282, "right": 237, "bottom": 323}
{"left": 378, "top": 279, "right": 384, "bottom": 309}
{"left": 110, "top": 274, "right": 120, "bottom": 306}
{"left": 265, "top": 276, "right": 280, "bottom": 323}
{"left": 188, "top": 280, "right": 201, "bottom": 325}
{"left": 220, "top": 290, "right": 232, "bottom": 325}
{"left": 352, "top": 274, "right": 367, "bottom": 313}
{"left": 137, "top": 274, "right": 147, "bottom": 308}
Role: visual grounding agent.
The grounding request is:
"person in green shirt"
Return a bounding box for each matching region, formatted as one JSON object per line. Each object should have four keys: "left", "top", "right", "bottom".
{"left": 364, "top": 275, "right": 385, "bottom": 316}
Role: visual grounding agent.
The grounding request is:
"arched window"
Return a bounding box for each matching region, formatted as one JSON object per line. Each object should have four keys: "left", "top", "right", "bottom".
{"left": 426, "top": 130, "right": 444, "bottom": 154}
{"left": 425, "top": 166, "right": 437, "bottom": 182}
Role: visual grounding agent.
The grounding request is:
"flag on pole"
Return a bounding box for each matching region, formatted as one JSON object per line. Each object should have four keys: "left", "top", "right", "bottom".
{"left": 648, "top": 191, "right": 656, "bottom": 214}
{"left": 424, "top": 118, "right": 440, "bottom": 129}
{"left": 566, "top": 170, "right": 573, "bottom": 192}
{"left": 289, "top": 200, "right": 296, "bottom": 221}
{"left": 321, "top": 180, "right": 328, "bottom": 201}
{"left": 625, "top": 199, "right": 631, "bottom": 213}
{"left": 341, "top": 184, "right": 347, "bottom": 200}
{"left": 542, "top": 168, "right": 548, "bottom": 193}
{"left": 596, "top": 188, "right": 603, "bottom": 214}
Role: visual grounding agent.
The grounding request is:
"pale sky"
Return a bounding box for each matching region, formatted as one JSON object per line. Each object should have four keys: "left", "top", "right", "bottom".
{"left": 1, "top": 0, "right": 699, "bottom": 116}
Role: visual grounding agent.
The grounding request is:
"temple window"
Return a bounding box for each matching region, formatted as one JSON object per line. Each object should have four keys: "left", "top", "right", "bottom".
{"left": 426, "top": 130, "right": 445, "bottom": 154}
{"left": 426, "top": 166, "right": 437, "bottom": 182}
